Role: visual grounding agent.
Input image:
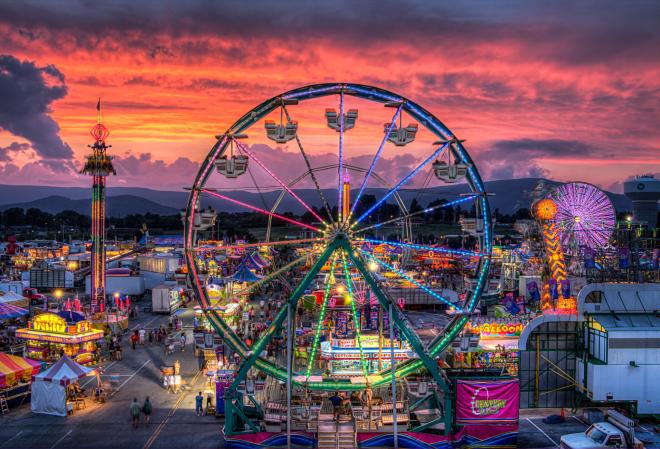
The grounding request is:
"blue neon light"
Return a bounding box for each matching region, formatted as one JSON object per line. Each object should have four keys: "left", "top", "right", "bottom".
{"left": 355, "top": 142, "right": 450, "bottom": 223}
{"left": 359, "top": 250, "right": 463, "bottom": 311}
{"left": 350, "top": 104, "right": 403, "bottom": 218}
{"left": 360, "top": 239, "right": 482, "bottom": 257}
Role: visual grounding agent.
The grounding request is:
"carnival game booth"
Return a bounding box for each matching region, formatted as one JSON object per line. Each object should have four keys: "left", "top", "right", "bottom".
{"left": 31, "top": 356, "right": 93, "bottom": 416}
{"left": 16, "top": 312, "right": 103, "bottom": 365}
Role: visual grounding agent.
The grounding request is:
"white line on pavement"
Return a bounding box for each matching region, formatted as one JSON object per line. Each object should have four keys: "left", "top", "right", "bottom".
{"left": 526, "top": 418, "right": 559, "bottom": 448}
{"left": 49, "top": 430, "right": 72, "bottom": 449}
{"left": 114, "top": 359, "right": 151, "bottom": 393}
{"left": 81, "top": 361, "right": 118, "bottom": 388}
{"left": 3, "top": 430, "right": 24, "bottom": 447}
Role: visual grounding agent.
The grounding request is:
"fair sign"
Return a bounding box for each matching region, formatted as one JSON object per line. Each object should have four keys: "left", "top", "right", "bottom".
{"left": 456, "top": 379, "right": 519, "bottom": 425}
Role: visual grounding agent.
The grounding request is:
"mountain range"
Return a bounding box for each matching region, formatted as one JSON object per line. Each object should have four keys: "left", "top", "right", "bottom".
{"left": 0, "top": 179, "right": 632, "bottom": 217}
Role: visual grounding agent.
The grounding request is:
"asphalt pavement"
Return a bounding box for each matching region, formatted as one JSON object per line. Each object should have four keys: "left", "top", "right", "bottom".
{"left": 0, "top": 307, "right": 226, "bottom": 449}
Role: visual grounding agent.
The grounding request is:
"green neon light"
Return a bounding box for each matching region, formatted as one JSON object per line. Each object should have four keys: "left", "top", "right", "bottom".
{"left": 341, "top": 253, "right": 368, "bottom": 379}
{"left": 306, "top": 256, "right": 337, "bottom": 378}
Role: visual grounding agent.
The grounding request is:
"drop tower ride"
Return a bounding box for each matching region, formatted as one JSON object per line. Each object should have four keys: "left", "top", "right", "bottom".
{"left": 80, "top": 101, "right": 115, "bottom": 313}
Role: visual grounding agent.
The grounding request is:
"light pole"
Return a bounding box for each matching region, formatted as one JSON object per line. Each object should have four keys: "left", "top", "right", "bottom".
{"left": 390, "top": 301, "right": 398, "bottom": 449}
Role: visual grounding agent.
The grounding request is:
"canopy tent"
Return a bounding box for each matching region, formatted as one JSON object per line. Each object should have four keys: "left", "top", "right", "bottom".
{"left": 0, "top": 353, "right": 42, "bottom": 389}
{"left": 242, "top": 253, "right": 263, "bottom": 270}
{"left": 31, "top": 356, "right": 93, "bottom": 416}
{"left": 250, "top": 251, "right": 270, "bottom": 268}
{"left": 228, "top": 263, "right": 262, "bottom": 283}
{"left": 0, "top": 302, "right": 28, "bottom": 320}
{"left": 0, "top": 291, "right": 29, "bottom": 308}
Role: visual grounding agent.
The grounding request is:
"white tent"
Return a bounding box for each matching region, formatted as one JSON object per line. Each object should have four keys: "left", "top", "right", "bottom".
{"left": 31, "top": 356, "right": 93, "bottom": 416}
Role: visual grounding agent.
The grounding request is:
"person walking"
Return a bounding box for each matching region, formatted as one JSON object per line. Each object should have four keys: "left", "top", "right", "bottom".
{"left": 142, "top": 397, "right": 152, "bottom": 426}
{"left": 195, "top": 391, "right": 204, "bottom": 416}
{"left": 179, "top": 331, "right": 186, "bottom": 352}
{"left": 130, "top": 398, "right": 141, "bottom": 428}
{"left": 130, "top": 333, "right": 138, "bottom": 350}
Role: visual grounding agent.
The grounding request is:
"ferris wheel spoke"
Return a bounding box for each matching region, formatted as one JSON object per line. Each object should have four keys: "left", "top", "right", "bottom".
{"left": 338, "top": 90, "right": 345, "bottom": 222}
{"left": 281, "top": 103, "right": 334, "bottom": 222}
{"left": 359, "top": 250, "right": 463, "bottom": 312}
{"left": 348, "top": 103, "right": 403, "bottom": 222}
{"left": 306, "top": 257, "right": 337, "bottom": 378}
{"left": 229, "top": 242, "right": 338, "bottom": 392}
{"left": 340, "top": 253, "right": 369, "bottom": 379}
{"left": 353, "top": 141, "right": 450, "bottom": 225}
{"left": 358, "top": 238, "right": 483, "bottom": 258}
{"left": 353, "top": 194, "right": 478, "bottom": 234}
{"left": 201, "top": 188, "right": 320, "bottom": 232}
{"left": 233, "top": 139, "right": 327, "bottom": 224}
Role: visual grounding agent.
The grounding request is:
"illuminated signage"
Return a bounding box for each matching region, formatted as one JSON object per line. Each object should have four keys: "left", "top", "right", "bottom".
{"left": 31, "top": 313, "right": 67, "bottom": 334}
{"left": 468, "top": 321, "right": 524, "bottom": 339}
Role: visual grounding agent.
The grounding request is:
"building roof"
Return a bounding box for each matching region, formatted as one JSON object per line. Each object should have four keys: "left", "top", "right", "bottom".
{"left": 578, "top": 283, "right": 660, "bottom": 315}
{"left": 593, "top": 313, "right": 660, "bottom": 332}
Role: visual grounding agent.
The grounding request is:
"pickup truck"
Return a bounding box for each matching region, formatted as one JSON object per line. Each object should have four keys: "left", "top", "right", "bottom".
{"left": 23, "top": 287, "right": 47, "bottom": 306}
{"left": 560, "top": 410, "right": 644, "bottom": 449}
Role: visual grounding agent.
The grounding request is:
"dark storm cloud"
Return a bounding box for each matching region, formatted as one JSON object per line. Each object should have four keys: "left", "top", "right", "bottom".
{"left": 484, "top": 139, "right": 598, "bottom": 159}
{"left": 2, "top": 1, "right": 659, "bottom": 66}
{"left": 0, "top": 55, "right": 73, "bottom": 159}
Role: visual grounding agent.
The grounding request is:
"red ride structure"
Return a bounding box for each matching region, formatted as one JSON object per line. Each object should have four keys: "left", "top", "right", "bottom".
{"left": 80, "top": 100, "right": 115, "bottom": 313}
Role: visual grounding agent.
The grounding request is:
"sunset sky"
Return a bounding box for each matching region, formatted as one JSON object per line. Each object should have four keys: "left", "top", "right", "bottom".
{"left": 0, "top": 1, "right": 658, "bottom": 193}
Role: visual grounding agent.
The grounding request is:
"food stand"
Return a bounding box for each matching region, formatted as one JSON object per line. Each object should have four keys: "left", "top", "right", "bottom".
{"left": 16, "top": 312, "right": 103, "bottom": 365}
{"left": 321, "top": 335, "right": 414, "bottom": 376}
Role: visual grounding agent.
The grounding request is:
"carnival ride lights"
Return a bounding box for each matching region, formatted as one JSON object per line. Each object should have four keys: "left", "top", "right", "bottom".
{"left": 183, "top": 83, "right": 493, "bottom": 434}
{"left": 80, "top": 101, "right": 115, "bottom": 313}
{"left": 533, "top": 198, "right": 576, "bottom": 314}
{"left": 550, "top": 182, "right": 615, "bottom": 250}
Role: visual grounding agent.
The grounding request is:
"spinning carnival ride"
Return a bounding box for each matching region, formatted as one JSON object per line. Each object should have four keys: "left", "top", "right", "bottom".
{"left": 183, "top": 84, "right": 493, "bottom": 433}
{"left": 551, "top": 182, "right": 616, "bottom": 251}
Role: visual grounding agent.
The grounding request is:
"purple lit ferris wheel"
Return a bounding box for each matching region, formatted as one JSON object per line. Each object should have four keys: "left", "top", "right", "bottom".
{"left": 551, "top": 182, "right": 616, "bottom": 249}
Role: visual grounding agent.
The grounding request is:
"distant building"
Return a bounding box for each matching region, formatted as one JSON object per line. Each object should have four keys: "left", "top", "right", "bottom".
{"left": 623, "top": 175, "right": 659, "bottom": 227}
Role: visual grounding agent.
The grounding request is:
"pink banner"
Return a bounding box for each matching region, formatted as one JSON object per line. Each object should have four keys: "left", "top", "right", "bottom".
{"left": 456, "top": 379, "right": 519, "bottom": 425}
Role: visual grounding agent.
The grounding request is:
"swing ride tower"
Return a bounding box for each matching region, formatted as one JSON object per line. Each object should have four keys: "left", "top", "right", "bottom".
{"left": 80, "top": 102, "right": 115, "bottom": 313}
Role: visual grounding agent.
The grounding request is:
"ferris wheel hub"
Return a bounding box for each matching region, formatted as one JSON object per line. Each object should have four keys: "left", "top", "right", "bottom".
{"left": 326, "top": 222, "right": 353, "bottom": 243}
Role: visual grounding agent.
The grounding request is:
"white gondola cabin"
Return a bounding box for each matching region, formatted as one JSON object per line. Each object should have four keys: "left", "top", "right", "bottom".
{"left": 433, "top": 160, "right": 470, "bottom": 183}
{"left": 265, "top": 119, "right": 298, "bottom": 143}
{"left": 181, "top": 206, "right": 217, "bottom": 231}
{"left": 386, "top": 123, "right": 418, "bottom": 146}
{"left": 325, "top": 108, "right": 358, "bottom": 131}
{"left": 215, "top": 154, "right": 249, "bottom": 178}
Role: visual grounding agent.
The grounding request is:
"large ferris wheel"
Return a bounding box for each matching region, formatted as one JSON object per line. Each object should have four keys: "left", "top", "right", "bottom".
{"left": 183, "top": 83, "right": 492, "bottom": 425}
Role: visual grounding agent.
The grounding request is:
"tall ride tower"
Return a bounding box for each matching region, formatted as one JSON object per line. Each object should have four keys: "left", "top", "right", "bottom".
{"left": 80, "top": 101, "right": 115, "bottom": 313}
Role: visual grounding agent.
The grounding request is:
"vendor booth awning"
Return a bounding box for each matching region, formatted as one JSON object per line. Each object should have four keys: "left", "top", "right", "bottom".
{"left": 0, "top": 302, "right": 28, "bottom": 320}
{"left": 0, "top": 291, "right": 29, "bottom": 308}
{"left": 0, "top": 353, "right": 42, "bottom": 389}
{"left": 33, "top": 355, "right": 92, "bottom": 386}
{"left": 242, "top": 253, "right": 263, "bottom": 270}
{"left": 251, "top": 251, "right": 269, "bottom": 267}
{"left": 228, "top": 263, "right": 262, "bottom": 282}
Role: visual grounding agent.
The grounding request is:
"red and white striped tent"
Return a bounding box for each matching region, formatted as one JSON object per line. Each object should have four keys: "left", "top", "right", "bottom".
{"left": 31, "top": 356, "right": 93, "bottom": 416}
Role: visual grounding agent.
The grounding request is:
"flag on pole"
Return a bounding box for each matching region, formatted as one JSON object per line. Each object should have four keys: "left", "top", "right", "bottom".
{"left": 96, "top": 98, "right": 101, "bottom": 111}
